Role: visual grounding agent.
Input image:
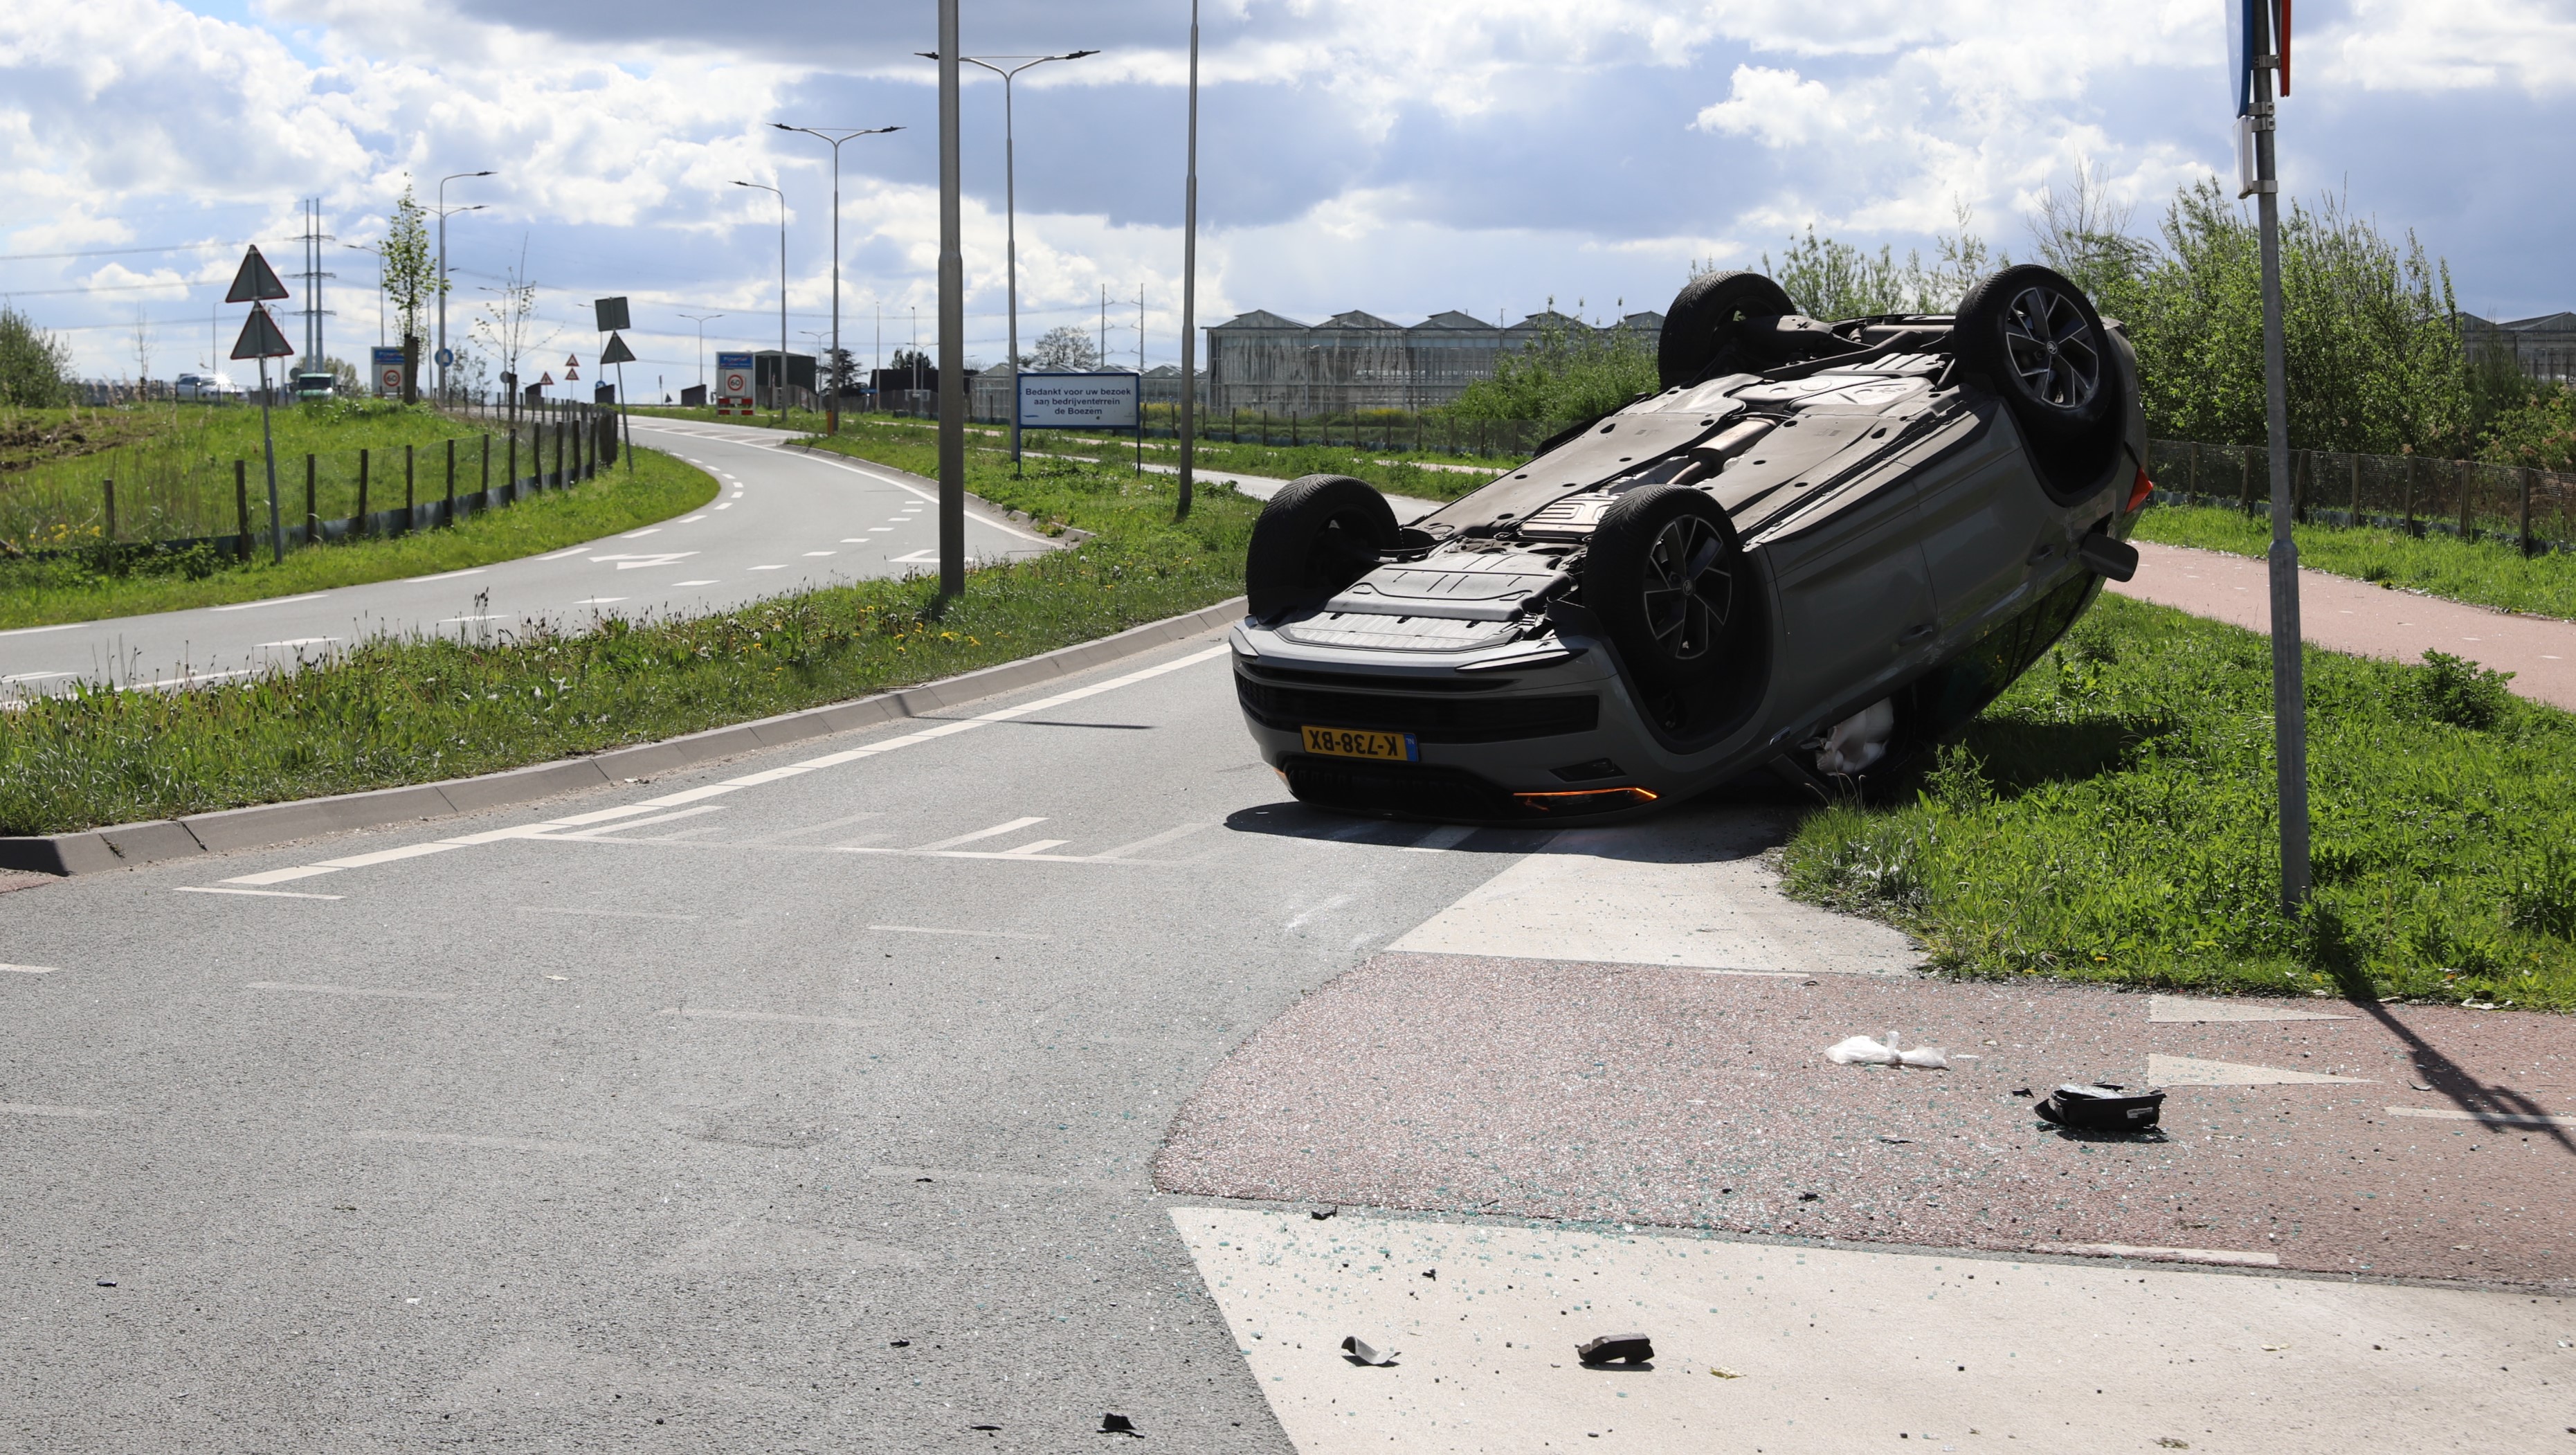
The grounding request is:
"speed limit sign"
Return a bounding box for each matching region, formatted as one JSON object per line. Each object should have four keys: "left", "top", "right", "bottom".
{"left": 371, "top": 345, "right": 406, "bottom": 398}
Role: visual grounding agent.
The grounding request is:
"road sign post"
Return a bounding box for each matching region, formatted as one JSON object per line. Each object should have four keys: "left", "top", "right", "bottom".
{"left": 601, "top": 329, "right": 637, "bottom": 474}
{"left": 226, "top": 245, "right": 295, "bottom": 564}
{"left": 714, "top": 352, "right": 756, "bottom": 417}
{"left": 372, "top": 345, "right": 406, "bottom": 399}
{"left": 2237, "top": 0, "right": 2309, "bottom": 912}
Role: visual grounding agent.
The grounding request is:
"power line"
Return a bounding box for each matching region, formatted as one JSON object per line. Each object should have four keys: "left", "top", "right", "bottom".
{"left": 0, "top": 241, "right": 236, "bottom": 264}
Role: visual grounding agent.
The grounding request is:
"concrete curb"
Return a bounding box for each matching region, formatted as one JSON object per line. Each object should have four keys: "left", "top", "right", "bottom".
{"left": 0, "top": 597, "right": 1248, "bottom": 878}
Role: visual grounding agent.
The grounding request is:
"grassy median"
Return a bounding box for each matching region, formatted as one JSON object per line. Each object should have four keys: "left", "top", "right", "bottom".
{"left": 1781, "top": 594, "right": 2576, "bottom": 1011}
{"left": 2133, "top": 500, "right": 2576, "bottom": 620}
{"left": 0, "top": 449, "right": 1255, "bottom": 836}
{"left": 0, "top": 446, "right": 716, "bottom": 629}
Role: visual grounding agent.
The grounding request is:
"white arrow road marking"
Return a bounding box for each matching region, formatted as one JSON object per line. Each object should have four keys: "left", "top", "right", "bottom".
{"left": 2150, "top": 995, "right": 2346, "bottom": 1023}
{"left": 914, "top": 817, "right": 1047, "bottom": 851}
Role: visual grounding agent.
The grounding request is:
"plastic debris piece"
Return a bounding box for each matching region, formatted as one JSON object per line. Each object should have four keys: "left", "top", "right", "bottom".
{"left": 969, "top": 1425, "right": 1001, "bottom": 1432}
{"left": 1342, "top": 1336, "right": 1399, "bottom": 1366}
{"left": 1422, "top": 1268, "right": 1437, "bottom": 1280}
{"left": 1709, "top": 1366, "right": 1743, "bottom": 1379}
{"left": 1099, "top": 1412, "right": 1141, "bottom": 1436}
{"left": 2035, "top": 1083, "right": 2166, "bottom": 1131}
{"left": 889, "top": 1339, "right": 910, "bottom": 1348}
{"left": 2011, "top": 1087, "right": 2035, "bottom": 1098}
{"left": 1825, "top": 1030, "right": 1950, "bottom": 1069}
{"left": 96, "top": 1280, "right": 116, "bottom": 1287}
{"left": 1310, "top": 1206, "right": 1337, "bottom": 1220}
{"left": 1577, "top": 1334, "right": 1654, "bottom": 1366}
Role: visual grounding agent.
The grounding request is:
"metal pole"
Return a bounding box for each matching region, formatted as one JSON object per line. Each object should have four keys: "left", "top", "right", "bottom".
{"left": 1175, "top": 0, "right": 1200, "bottom": 520}
{"left": 779, "top": 190, "right": 788, "bottom": 425}
{"left": 938, "top": 2, "right": 965, "bottom": 599}
{"left": 259, "top": 350, "right": 282, "bottom": 563}
{"left": 1005, "top": 70, "right": 1020, "bottom": 470}
{"left": 2251, "top": 18, "right": 2310, "bottom": 911}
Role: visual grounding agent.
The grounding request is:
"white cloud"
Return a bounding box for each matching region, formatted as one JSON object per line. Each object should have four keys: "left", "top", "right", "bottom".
{"left": 2315, "top": 0, "right": 2576, "bottom": 94}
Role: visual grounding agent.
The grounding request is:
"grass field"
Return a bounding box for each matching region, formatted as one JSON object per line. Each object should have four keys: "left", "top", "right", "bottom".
{"left": 2133, "top": 499, "right": 2576, "bottom": 620}
{"left": 0, "top": 446, "right": 715, "bottom": 629}
{"left": 0, "top": 398, "right": 577, "bottom": 546}
{"left": 0, "top": 449, "right": 1255, "bottom": 836}
{"left": 1780, "top": 594, "right": 2576, "bottom": 1011}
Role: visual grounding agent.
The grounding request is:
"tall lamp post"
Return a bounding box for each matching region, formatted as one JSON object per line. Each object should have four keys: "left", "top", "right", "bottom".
{"left": 770, "top": 123, "right": 903, "bottom": 435}
{"left": 935, "top": 3, "right": 963, "bottom": 599}
{"left": 1176, "top": 0, "right": 1200, "bottom": 521}
{"left": 435, "top": 170, "right": 493, "bottom": 401}
{"left": 732, "top": 180, "right": 790, "bottom": 425}
{"left": 678, "top": 311, "right": 724, "bottom": 395}
{"left": 916, "top": 48, "right": 1096, "bottom": 471}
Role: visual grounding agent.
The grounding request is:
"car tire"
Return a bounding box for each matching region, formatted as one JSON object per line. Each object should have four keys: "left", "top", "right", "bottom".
{"left": 1246, "top": 474, "right": 1399, "bottom": 620}
{"left": 1657, "top": 271, "right": 1797, "bottom": 390}
{"left": 1584, "top": 485, "right": 1765, "bottom": 736}
{"left": 1954, "top": 264, "right": 2113, "bottom": 443}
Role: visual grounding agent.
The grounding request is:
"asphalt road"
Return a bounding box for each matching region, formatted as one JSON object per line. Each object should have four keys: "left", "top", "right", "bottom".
{"left": 0, "top": 630, "right": 1518, "bottom": 1452}
{"left": 2, "top": 626, "right": 2564, "bottom": 1452}
{"left": 0, "top": 418, "right": 1053, "bottom": 701}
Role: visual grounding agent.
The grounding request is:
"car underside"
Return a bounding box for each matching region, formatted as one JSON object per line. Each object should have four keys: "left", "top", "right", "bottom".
{"left": 1233, "top": 264, "right": 2152, "bottom": 822}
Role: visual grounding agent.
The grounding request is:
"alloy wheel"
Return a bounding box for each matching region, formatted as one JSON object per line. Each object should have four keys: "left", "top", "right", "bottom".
{"left": 1999, "top": 285, "right": 2102, "bottom": 410}
{"left": 1638, "top": 514, "right": 1732, "bottom": 661}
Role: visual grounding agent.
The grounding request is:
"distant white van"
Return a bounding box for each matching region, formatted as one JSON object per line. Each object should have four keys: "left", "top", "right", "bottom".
{"left": 174, "top": 373, "right": 246, "bottom": 401}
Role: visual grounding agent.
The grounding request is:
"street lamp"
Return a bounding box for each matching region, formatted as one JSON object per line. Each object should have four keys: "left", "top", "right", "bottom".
{"left": 770, "top": 123, "right": 903, "bottom": 435}
{"left": 678, "top": 311, "right": 724, "bottom": 393}
{"left": 918, "top": 48, "right": 1097, "bottom": 471}
{"left": 732, "top": 180, "right": 790, "bottom": 424}
{"left": 436, "top": 170, "right": 493, "bottom": 400}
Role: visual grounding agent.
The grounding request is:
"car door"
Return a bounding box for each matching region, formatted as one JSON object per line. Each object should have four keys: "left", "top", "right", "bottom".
{"left": 1754, "top": 469, "right": 1937, "bottom": 714}
{"left": 1911, "top": 403, "right": 2056, "bottom": 636}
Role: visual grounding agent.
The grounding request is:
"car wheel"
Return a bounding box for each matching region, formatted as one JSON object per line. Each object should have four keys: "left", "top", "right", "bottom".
{"left": 1584, "top": 485, "right": 1763, "bottom": 735}
{"left": 1954, "top": 264, "right": 2112, "bottom": 442}
{"left": 1657, "top": 271, "right": 1797, "bottom": 390}
{"left": 1246, "top": 474, "right": 1399, "bottom": 620}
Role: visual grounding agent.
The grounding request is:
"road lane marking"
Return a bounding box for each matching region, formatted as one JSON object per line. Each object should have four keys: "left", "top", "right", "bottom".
{"left": 408, "top": 567, "right": 486, "bottom": 582}
{"left": 520, "top": 905, "right": 701, "bottom": 921}
{"left": 2150, "top": 995, "right": 2346, "bottom": 1023}
{"left": 0, "top": 622, "right": 80, "bottom": 638}
{"left": 2036, "top": 1242, "right": 2282, "bottom": 1267}
{"left": 536, "top": 545, "right": 593, "bottom": 561}
{"left": 439, "top": 614, "right": 503, "bottom": 625}
{"left": 1091, "top": 822, "right": 1213, "bottom": 860}
{"left": 997, "top": 838, "right": 1069, "bottom": 856}
{"left": 2147, "top": 1054, "right": 2368, "bottom": 1086}
{"left": 547, "top": 806, "right": 725, "bottom": 839}
{"left": 0, "top": 964, "right": 57, "bottom": 974}
{"left": 174, "top": 887, "right": 343, "bottom": 900}
{"left": 212, "top": 592, "right": 328, "bottom": 611}
{"left": 678, "top": 514, "right": 707, "bottom": 523}
{"left": 127, "top": 669, "right": 253, "bottom": 692}
{"left": 574, "top": 597, "right": 627, "bottom": 606}
{"left": 786, "top": 450, "right": 1051, "bottom": 542}
{"left": 658, "top": 1007, "right": 870, "bottom": 1028}
{"left": 747, "top": 563, "right": 784, "bottom": 570}
{"left": 311, "top": 842, "right": 468, "bottom": 870}
{"left": 734, "top": 811, "right": 882, "bottom": 846}
{"left": 673, "top": 579, "right": 718, "bottom": 586}
{"left": 3, "top": 1103, "right": 120, "bottom": 1119}
{"left": 223, "top": 865, "right": 350, "bottom": 885}
{"left": 4, "top": 671, "right": 73, "bottom": 685}
{"left": 2386, "top": 1107, "right": 2576, "bottom": 1128}
{"left": 914, "top": 816, "right": 1046, "bottom": 851}
{"left": 256, "top": 638, "right": 339, "bottom": 650}
{"left": 804, "top": 550, "right": 836, "bottom": 557}
{"left": 867, "top": 923, "right": 1046, "bottom": 941}
{"left": 1402, "top": 824, "right": 1477, "bottom": 853}
{"left": 714, "top": 503, "right": 732, "bottom": 509}
{"left": 622, "top": 527, "right": 662, "bottom": 538}
{"left": 868, "top": 526, "right": 894, "bottom": 532}
{"left": 201, "top": 644, "right": 1229, "bottom": 887}
{"left": 244, "top": 982, "right": 453, "bottom": 1001}
{"left": 352, "top": 1130, "right": 601, "bottom": 1154}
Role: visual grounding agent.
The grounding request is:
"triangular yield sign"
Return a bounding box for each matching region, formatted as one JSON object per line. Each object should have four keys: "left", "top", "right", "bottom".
{"left": 537, "top": 372, "right": 555, "bottom": 386}
{"left": 226, "top": 244, "right": 289, "bottom": 304}
{"left": 565, "top": 365, "right": 579, "bottom": 379}
{"left": 565, "top": 354, "right": 580, "bottom": 368}
{"left": 599, "top": 331, "right": 636, "bottom": 365}
{"left": 228, "top": 303, "right": 296, "bottom": 359}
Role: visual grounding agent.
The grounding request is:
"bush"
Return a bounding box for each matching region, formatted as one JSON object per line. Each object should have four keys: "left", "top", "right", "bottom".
{"left": 0, "top": 305, "right": 72, "bottom": 408}
{"left": 2413, "top": 650, "right": 2516, "bottom": 730}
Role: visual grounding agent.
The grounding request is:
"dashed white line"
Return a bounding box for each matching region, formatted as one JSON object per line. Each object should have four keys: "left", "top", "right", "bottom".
{"left": 408, "top": 568, "right": 487, "bottom": 583}
{"left": 0, "top": 964, "right": 59, "bottom": 975}
{"left": 804, "top": 550, "right": 837, "bottom": 557}
{"left": 747, "top": 564, "right": 784, "bottom": 571}
{"left": 212, "top": 592, "right": 328, "bottom": 612}
{"left": 914, "top": 816, "right": 1047, "bottom": 851}
{"left": 673, "top": 579, "right": 719, "bottom": 586}
{"left": 174, "top": 886, "right": 344, "bottom": 900}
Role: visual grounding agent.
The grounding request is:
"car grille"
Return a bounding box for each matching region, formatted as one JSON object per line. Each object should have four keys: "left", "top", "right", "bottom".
{"left": 1235, "top": 676, "right": 1599, "bottom": 743}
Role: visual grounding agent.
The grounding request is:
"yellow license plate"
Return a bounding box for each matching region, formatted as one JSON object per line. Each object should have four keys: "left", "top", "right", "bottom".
{"left": 1301, "top": 725, "right": 1419, "bottom": 762}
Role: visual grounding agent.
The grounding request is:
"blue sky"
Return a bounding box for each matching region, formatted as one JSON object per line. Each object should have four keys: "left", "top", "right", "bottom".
{"left": 3, "top": 1, "right": 2570, "bottom": 393}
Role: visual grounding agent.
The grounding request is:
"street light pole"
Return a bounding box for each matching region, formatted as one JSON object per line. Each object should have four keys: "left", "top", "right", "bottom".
{"left": 2244, "top": 3, "right": 2310, "bottom": 910}
{"left": 771, "top": 124, "right": 903, "bottom": 435}
{"left": 918, "top": 49, "right": 1097, "bottom": 473}
{"left": 435, "top": 170, "right": 493, "bottom": 401}
{"left": 936, "top": 3, "right": 965, "bottom": 599}
{"left": 732, "top": 181, "right": 790, "bottom": 424}
{"left": 1176, "top": 0, "right": 1200, "bottom": 521}
{"left": 678, "top": 312, "right": 723, "bottom": 394}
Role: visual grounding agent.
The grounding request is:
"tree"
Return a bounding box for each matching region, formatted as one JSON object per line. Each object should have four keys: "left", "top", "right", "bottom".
{"left": 821, "top": 347, "right": 858, "bottom": 397}
{"left": 1746, "top": 204, "right": 2000, "bottom": 319}
{"left": 471, "top": 243, "right": 552, "bottom": 413}
{"left": 1446, "top": 313, "right": 1657, "bottom": 424}
{"left": 381, "top": 183, "right": 439, "bottom": 403}
{"left": 0, "top": 305, "right": 73, "bottom": 406}
{"left": 886, "top": 347, "right": 932, "bottom": 388}
{"left": 1023, "top": 324, "right": 1101, "bottom": 372}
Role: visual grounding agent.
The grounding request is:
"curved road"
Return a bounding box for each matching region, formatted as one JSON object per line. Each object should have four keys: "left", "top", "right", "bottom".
{"left": 0, "top": 418, "right": 1054, "bottom": 700}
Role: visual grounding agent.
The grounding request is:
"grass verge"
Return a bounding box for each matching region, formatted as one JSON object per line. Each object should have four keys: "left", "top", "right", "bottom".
{"left": 1780, "top": 594, "right": 2576, "bottom": 1011}
{"left": 0, "top": 451, "right": 1255, "bottom": 836}
{"left": 0, "top": 447, "right": 716, "bottom": 629}
{"left": 2134, "top": 500, "right": 2576, "bottom": 620}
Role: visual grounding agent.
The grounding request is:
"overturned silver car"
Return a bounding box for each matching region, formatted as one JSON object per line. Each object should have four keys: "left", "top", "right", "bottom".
{"left": 1232, "top": 264, "right": 2151, "bottom": 820}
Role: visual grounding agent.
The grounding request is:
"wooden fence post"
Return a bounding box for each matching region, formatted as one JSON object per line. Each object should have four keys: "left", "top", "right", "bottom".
{"left": 2458, "top": 460, "right": 2474, "bottom": 541}
{"left": 102, "top": 478, "right": 115, "bottom": 541}
{"left": 2350, "top": 452, "right": 2363, "bottom": 527}
{"left": 2186, "top": 441, "right": 2201, "bottom": 504}
{"left": 445, "top": 439, "right": 456, "bottom": 525}
{"left": 355, "top": 447, "right": 370, "bottom": 534}
{"left": 405, "top": 443, "right": 415, "bottom": 521}
{"left": 305, "top": 454, "right": 317, "bottom": 546}
{"left": 506, "top": 429, "right": 516, "bottom": 500}
{"left": 2521, "top": 467, "right": 2537, "bottom": 557}
{"left": 234, "top": 460, "right": 250, "bottom": 561}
